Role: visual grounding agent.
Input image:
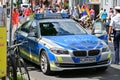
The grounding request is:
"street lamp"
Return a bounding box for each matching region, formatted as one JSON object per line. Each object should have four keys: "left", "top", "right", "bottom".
{"left": 9, "top": 0, "right": 13, "bottom": 46}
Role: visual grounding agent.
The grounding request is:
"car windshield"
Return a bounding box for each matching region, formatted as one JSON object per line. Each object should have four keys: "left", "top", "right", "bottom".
{"left": 23, "top": 5, "right": 28, "bottom": 8}
{"left": 39, "top": 21, "right": 87, "bottom": 36}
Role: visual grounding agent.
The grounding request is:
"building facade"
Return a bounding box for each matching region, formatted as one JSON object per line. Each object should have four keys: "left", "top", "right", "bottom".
{"left": 69, "top": 0, "right": 101, "bottom": 18}
{"left": 101, "top": 0, "right": 113, "bottom": 14}
{"left": 0, "top": 0, "right": 8, "bottom": 6}
{"left": 69, "top": 0, "right": 120, "bottom": 18}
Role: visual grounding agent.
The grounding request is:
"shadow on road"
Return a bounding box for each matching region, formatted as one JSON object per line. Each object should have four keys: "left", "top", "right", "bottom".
{"left": 53, "top": 65, "right": 120, "bottom": 80}
{"left": 23, "top": 59, "right": 42, "bottom": 72}
{"left": 26, "top": 59, "right": 120, "bottom": 80}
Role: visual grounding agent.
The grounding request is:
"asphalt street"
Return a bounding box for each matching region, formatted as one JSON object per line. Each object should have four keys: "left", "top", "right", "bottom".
{"left": 28, "top": 64, "right": 120, "bottom": 80}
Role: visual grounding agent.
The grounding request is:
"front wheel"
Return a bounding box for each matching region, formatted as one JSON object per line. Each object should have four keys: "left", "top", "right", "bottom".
{"left": 40, "top": 51, "right": 51, "bottom": 75}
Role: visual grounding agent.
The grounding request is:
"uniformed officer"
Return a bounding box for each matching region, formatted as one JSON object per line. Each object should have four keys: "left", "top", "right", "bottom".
{"left": 109, "top": 6, "right": 120, "bottom": 64}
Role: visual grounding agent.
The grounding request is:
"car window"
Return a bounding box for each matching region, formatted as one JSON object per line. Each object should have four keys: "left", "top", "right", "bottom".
{"left": 39, "top": 21, "right": 87, "bottom": 36}
{"left": 29, "top": 21, "right": 39, "bottom": 37}
{"left": 40, "top": 22, "right": 57, "bottom": 36}
{"left": 30, "top": 21, "right": 37, "bottom": 29}
{"left": 21, "top": 4, "right": 30, "bottom": 8}
{"left": 20, "top": 21, "right": 32, "bottom": 33}
{"left": 59, "top": 22, "right": 86, "bottom": 35}
{"left": 22, "top": 5, "right": 28, "bottom": 8}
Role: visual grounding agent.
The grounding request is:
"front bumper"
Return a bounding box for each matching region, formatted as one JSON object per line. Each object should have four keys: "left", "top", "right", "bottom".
{"left": 49, "top": 52, "right": 111, "bottom": 71}
{"left": 50, "top": 59, "right": 111, "bottom": 71}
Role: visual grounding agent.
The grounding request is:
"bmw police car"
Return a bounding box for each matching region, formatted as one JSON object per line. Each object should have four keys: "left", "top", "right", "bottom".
{"left": 15, "top": 13, "right": 111, "bottom": 75}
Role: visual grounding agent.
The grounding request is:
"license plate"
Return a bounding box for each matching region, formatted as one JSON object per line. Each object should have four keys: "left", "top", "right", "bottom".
{"left": 80, "top": 58, "right": 96, "bottom": 63}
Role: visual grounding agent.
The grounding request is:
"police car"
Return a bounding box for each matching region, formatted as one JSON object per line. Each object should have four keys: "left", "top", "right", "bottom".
{"left": 92, "top": 19, "right": 108, "bottom": 44}
{"left": 15, "top": 13, "right": 111, "bottom": 75}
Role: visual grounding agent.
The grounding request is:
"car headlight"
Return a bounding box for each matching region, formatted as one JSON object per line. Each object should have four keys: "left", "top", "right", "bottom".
{"left": 50, "top": 48, "right": 69, "bottom": 54}
{"left": 102, "top": 47, "right": 109, "bottom": 52}
{"left": 100, "top": 40, "right": 110, "bottom": 52}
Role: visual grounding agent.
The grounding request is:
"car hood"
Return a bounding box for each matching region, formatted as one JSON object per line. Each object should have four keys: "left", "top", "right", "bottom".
{"left": 42, "top": 34, "right": 103, "bottom": 50}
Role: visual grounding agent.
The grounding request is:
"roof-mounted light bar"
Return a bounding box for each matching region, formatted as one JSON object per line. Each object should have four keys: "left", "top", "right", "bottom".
{"left": 34, "top": 13, "right": 69, "bottom": 20}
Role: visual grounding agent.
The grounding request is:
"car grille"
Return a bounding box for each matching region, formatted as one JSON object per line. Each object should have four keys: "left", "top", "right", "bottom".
{"left": 88, "top": 50, "right": 100, "bottom": 56}
{"left": 73, "top": 51, "right": 87, "bottom": 57}
{"left": 73, "top": 50, "right": 100, "bottom": 57}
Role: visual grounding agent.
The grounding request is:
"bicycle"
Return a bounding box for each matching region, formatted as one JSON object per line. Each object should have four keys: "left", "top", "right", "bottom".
{"left": 7, "top": 41, "right": 30, "bottom": 80}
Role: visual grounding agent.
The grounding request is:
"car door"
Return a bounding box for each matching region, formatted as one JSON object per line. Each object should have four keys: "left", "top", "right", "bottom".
{"left": 27, "top": 20, "right": 41, "bottom": 63}
{"left": 15, "top": 21, "right": 32, "bottom": 60}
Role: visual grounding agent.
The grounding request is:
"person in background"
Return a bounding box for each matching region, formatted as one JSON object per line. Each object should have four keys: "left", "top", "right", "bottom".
{"left": 90, "top": 8, "right": 95, "bottom": 21}
{"left": 109, "top": 9, "right": 115, "bottom": 19}
{"left": 56, "top": 8, "right": 61, "bottom": 13}
{"left": 19, "top": 11, "right": 26, "bottom": 24}
{"left": 12, "top": 8, "right": 19, "bottom": 41}
{"left": 105, "top": 18, "right": 111, "bottom": 34}
{"left": 72, "top": 6, "right": 79, "bottom": 19}
{"left": 45, "top": 8, "right": 53, "bottom": 14}
{"left": 61, "top": 7, "right": 68, "bottom": 13}
{"left": 24, "top": 6, "right": 31, "bottom": 20}
{"left": 109, "top": 6, "right": 120, "bottom": 65}
{"left": 101, "top": 9, "right": 107, "bottom": 23}
{"left": 97, "top": 8, "right": 103, "bottom": 19}
{"left": 0, "top": 5, "right": 6, "bottom": 27}
{"left": 109, "top": 8, "right": 113, "bottom": 18}
{"left": 40, "top": 5, "right": 45, "bottom": 13}
{"left": 70, "top": 6, "right": 74, "bottom": 16}
{"left": 12, "top": 8, "right": 19, "bottom": 27}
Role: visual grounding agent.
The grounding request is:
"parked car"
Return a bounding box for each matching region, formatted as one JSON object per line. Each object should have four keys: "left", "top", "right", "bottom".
{"left": 92, "top": 19, "right": 108, "bottom": 44}
{"left": 21, "top": 3, "right": 31, "bottom": 10}
{"left": 15, "top": 13, "right": 111, "bottom": 75}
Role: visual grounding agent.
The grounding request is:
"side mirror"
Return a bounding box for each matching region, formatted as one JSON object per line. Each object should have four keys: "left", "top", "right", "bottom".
{"left": 91, "top": 28, "right": 102, "bottom": 35}
{"left": 94, "top": 31, "right": 102, "bottom": 34}
{"left": 17, "top": 31, "right": 28, "bottom": 37}
{"left": 28, "top": 32, "right": 39, "bottom": 38}
{"left": 28, "top": 32, "right": 36, "bottom": 37}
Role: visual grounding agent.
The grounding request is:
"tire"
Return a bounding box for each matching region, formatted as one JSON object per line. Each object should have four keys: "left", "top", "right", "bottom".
{"left": 7, "top": 54, "right": 17, "bottom": 80}
{"left": 17, "top": 58, "right": 30, "bottom": 80}
{"left": 40, "top": 51, "right": 51, "bottom": 75}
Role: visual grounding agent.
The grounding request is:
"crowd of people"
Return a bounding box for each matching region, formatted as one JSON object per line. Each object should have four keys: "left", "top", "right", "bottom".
{"left": 11, "top": 2, "right": 119, "bottom": 34}
{"left": 97, "top": 8, "right": 115, "bottom": 34}
{"left": 11, "top": 3, "right": 117, "bottom": 38}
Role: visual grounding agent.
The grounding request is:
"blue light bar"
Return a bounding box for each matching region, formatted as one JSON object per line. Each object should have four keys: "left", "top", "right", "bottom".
{"left": 34, "top": 13, "right": 44, "bottom": 20}
{"left": 34, "top": 13, "right": 69, "bottom": 19}
{"left": 61, "top": 13, "right": 69, "bottom": 18}
{"left": 44, "top": 13, "right": 62, "bottom": 19}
